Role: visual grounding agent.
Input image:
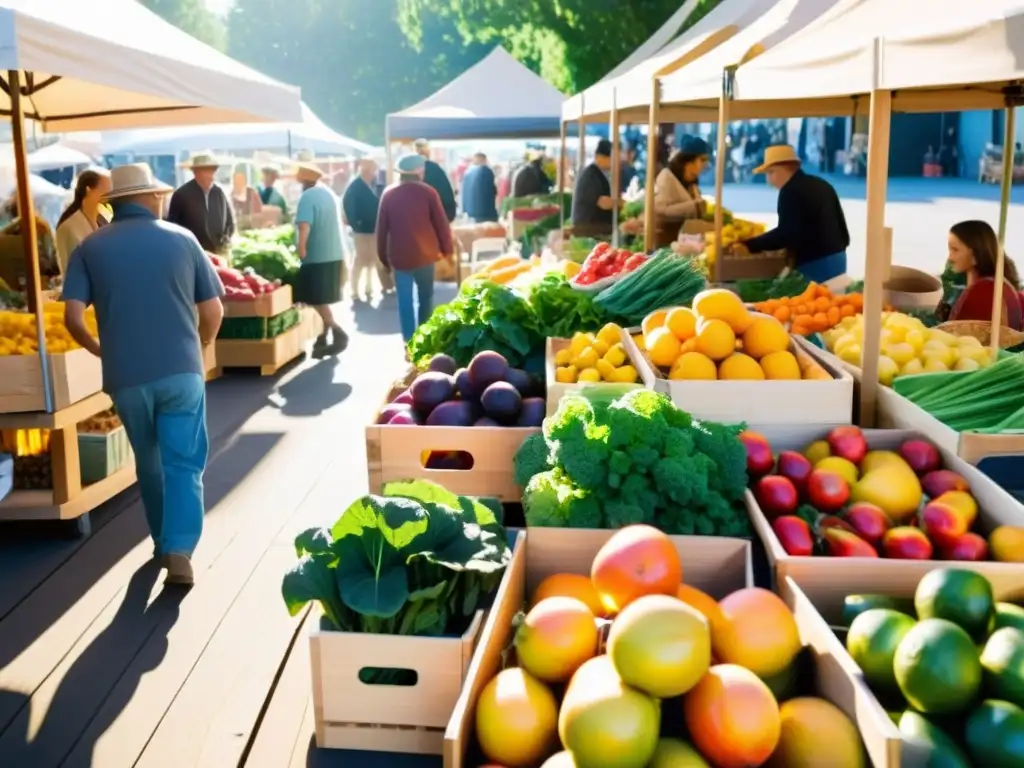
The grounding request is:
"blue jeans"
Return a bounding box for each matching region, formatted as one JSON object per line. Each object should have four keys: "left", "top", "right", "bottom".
{"left": 395, "top": 264, "right": 435, "bottom": 341}
{"left": 799, "top": 252, "right": 847, "bottom": 283}
{"left": 112, "top": 373, "right": 209, "bottom": 558}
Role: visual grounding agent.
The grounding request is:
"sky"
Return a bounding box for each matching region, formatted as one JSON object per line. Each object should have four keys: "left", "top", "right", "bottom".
{"left": 204, "top": 0, "right": 233, "bottom": 15}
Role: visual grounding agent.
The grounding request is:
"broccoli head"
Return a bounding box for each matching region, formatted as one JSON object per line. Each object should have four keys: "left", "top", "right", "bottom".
{"left": 689, "top": 419, "right": 749, "bottom": 501}
{"left": 513, "top": 432, "right": 552, "bottom": 487}
{"left": 522, "top": 469, "right": 603, "bottom": 529}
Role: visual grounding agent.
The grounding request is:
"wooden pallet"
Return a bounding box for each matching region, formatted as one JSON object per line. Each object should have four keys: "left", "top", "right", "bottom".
{"left": 214, "top": 308, "right": 322, "bottom": 376}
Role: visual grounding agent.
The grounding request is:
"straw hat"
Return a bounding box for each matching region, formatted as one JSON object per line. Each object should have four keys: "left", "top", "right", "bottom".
{"left": 103, "top": 163, "right": 173, "bottom": 200}
{"left": 754, "top": 145, "right": 801, "bottom": 174}
{"left": 180, "top": 151, "right": 222, "bottom": 169}
{"left": 395, "top": 153, "right": 426, "bottom": 174}
{"left": 294, "top": 161, "right": 324, "bottom": 184}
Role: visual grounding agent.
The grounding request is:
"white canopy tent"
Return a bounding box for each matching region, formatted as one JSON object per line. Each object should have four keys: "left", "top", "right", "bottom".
{"left": 99, "top": 102, "right": 372, "bottom": 158}
{"left": 386, "top": 47, "right": 565, "bottom": 141}
{"left": 26, "top": 141, "right": 94, "bottom": 171}
{"left": 0, "top": 0, "right": 302, "bottom": 131}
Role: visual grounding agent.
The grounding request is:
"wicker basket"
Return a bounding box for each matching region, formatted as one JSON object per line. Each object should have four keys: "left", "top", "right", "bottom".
{"left": 937, "top": 320, "right": 1024, "bottom": 348}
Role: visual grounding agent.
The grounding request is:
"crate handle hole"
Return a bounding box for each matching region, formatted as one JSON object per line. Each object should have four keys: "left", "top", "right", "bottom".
{"left": 420, "top": 450, "right": 475, "bottom": 471}
{"left": 357, "top": 667, "right": 419, "bottom": 687}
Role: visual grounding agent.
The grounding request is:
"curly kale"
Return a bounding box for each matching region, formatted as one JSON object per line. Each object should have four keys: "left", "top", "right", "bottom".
{"left": 513, "top": 432, "right": 552, "bottom": 487}
{"left": 522, "top": 469, "right": 603, "bottom": 528}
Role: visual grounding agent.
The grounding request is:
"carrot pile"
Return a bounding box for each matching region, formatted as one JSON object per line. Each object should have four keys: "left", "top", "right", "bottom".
{"left": 753, "top": 283, "right": 867, "bottom": 336}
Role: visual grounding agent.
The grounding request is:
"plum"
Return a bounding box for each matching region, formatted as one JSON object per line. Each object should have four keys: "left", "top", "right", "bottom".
{"left": 468, "top": 351, "right": 509, "bottom": 391}
{"left": 427, "top": 354, "right": 458, "bottom": 375}
{"left": 481, "top": 381, "right": 522, "bottom": 424}
{"left": 410, "top": 371, "right": 454, "bottom": 415}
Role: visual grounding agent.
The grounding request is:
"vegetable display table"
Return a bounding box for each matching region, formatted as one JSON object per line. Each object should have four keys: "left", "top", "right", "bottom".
{"left": 216, "top": 306, "right": 323, "bottom": 376}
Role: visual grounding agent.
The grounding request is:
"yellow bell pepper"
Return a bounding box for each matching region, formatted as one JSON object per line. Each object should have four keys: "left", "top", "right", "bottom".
{"left": 555, "top": 365, "right": 578, "bottom": 383}
{"left": 608, "top": 365, "right": 639, "bottom": 383}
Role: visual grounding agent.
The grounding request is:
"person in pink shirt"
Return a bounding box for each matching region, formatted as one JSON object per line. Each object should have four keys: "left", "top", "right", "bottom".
{"left": 376, "top": 153, "right": 454, "bottom": 341}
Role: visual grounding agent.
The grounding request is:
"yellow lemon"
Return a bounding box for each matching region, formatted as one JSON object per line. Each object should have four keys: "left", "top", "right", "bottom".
{"left": 669, "top": 352, "right": 717, "bottom": 380}
{"left": 760, "top": 350, "right": 801, "bottom": 380}
{"left": 805, "top": 440, "right": 831, "bottom": 465}
{"left": 591, "top": 339, "right": 610, "bottom": 357}
{"left": 692, "top": 288, "right": 749, "bottom": 332}
{"left": 571, "top": 346, "right": 599, "bottom": 370}
{"left": 718, "top": 352, "right": 765, "bottom": 380}
{"left": 838, "top": 344, "right": 863, "bottom": 366}
{"left": 695, "top": 319, "right": 736, "bottom": 362}
{"left": 877, "top": 355, "right": 900, "bottom": 385}
{"left": 554, "top": 348, "right": 573, "bottom": 366}
{"left": 665, "top": 307, "right": 698, "bottom": 341}
{"left": 954, "top": 357, "right": 981, "bottom": 372}
{"left": 578, "top": 368, "right": 602, "bottom": 382}
{"left": 646, "top": 327, "right": 682, "bottom": 368}
{"left": 642, "top": 309, "right": 668, "bottom": 337}
{"left": 570, "top": 332, "right": 594, "bottom": 357}
{"left": 609, "top": 365, "right": 639, "bottom": 383}
{"left": 900, "top": 358, "right": 924, "bottom": 376}
{"left": 883, "top": 342, "right": 916, "bottom": 367}
{"left": 742, "top": 316, "right": 790, "bottom": 360}
{"left": 632, "top": 334, "right": 646, "bottom": 351}
{"left": 595, "top": 359, "right": 617, "bottom": 381}
{"left": 923, "top": 357, "right": 949, "bottom": 373}
{"left": 597, "top": 323, "right": 623, "bottom": 347}
{"left": 555, "top": 365, "right": 578, "bottom": 383}
{"left": 603, "top": 343, "right": 627, "bottom": 367}
{"left": 905, "top": 329, "right": 926, "bottom": 352}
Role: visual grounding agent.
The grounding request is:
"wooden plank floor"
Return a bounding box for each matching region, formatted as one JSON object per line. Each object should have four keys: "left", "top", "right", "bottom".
{"left": 0, "top": 291, "right": 453, "bottom": 768}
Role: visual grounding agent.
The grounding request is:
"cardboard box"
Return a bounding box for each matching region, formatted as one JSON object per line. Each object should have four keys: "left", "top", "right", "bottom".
{"left": 545, "top": 336, "right": 645, "bottom": 416}
{"left": 625, "top": 333, "right": 854, "bottom": 427}
{"left": 749, "top": 427, "right": 1024, "bottom": 586}
{"left": 443, "top": 529, "right": 753, "bottom": 768}
{"left": 0, "top": 348, "right": 103, "bottom": 414}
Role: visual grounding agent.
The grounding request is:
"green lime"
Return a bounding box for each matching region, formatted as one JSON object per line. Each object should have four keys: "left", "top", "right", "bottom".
{"left": 898, "top": 710, "right": 972, "bottom": 768}
{"left": 914, "top": 569, "right": 995, "bottom": 641}
{"left": 846, "top": 608, "right": 916, "bottom": 695}
{"left": 981, "top": 627, "right": 1024, "bottom": 708}
{"left": 842, "top": 594, "right": 915, "bottom": 627}
{"left": 995, "top": 602, "right": 1024, "bottom": 632}
{"left": 894, "top": 619, "right": 982, "bottom": 715}
{"left": 965, "top": 700, "right": 1024, "bottom": 765}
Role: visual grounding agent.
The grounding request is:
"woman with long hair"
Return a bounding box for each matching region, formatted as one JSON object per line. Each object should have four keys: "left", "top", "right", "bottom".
{"left": 653, "top": 137, "right": 710, "bottom": 247}
{"left": 940, "top": 219, "right": 1024, "bottom": 330}
{"left": 55, "top": 168, "right": 111, "bottom": 274}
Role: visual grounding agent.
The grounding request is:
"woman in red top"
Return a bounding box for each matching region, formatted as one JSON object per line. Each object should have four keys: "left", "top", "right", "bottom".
{"left": 943, "top": 219, "right": 1024, "bottom": 330}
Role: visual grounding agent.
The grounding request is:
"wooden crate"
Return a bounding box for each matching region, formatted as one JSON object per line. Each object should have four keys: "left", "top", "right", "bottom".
{"left": 78, "top": 425, "right": 132, "bottom": 485}
{"left": 203, "top": 342, "right": 221, "bottom": 382}
{"left": 215, "top": 307, "right": 322, "bottom": 376}
{"left": 0, "top": 347, "right": 103, "bottom": 414}
{"left": 545, "top": 335, "right": 645, "bottom": 416}
{"left": 716, "top": 250, "right": 788, "bottom": 281}
{"left": 222, "top": 285, "right": 293, "bottom": 318}
{"left": 311, "top": 611, "right": 484, "bottom": 753}
{"left": 748, "top": 426, "right": 1024, "bottom": 588}
{"left": 443, "top": 529, "right": 752, "bottom": 768}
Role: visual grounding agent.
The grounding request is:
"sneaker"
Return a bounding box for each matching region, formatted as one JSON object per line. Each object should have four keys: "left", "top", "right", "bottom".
{"left": 161, "top": 553, "right": 194, "bottom": 586}
{"left": 326, "top": 326, "right": 349, "bottom": 356}
{"left": 312, "top": 331, "right": 330, "bottom": 359}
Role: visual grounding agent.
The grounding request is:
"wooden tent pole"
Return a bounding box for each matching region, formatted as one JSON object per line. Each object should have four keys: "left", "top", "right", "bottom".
{"left": 859, "top": 87, "right": 893, "bottom": 428}
{"left": 713, "top": 69, "right": 733, "bottom": 285}
{"left": 643, "top": 79, "right": 659, "bottom": 252}
{"left": 610, "top": 91, "right": 621, "bottom": 247}
{"left": 990, "top": 105, "right": 1017, "bottom": 352}
{"left": 559, "top": 118, "right": 567, "bottom": 232}
{"left": 10, "top": 70, "right": 53, "bottom": 412}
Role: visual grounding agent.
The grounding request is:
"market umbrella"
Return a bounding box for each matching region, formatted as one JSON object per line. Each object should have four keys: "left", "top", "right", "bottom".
{"left": 26, "top": 142, "right": 94, "bottom": 171}
{"left": 0, "top": 0, "right": 303, "bottom": 411}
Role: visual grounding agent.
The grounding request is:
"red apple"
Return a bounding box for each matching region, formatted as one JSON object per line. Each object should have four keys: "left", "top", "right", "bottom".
{"left": 822, "top": 528, "right": 878, "bottom": 557}
{"left": 807, "top": 469, "right": 850, "bottom": 513}
{"left": 776, "top": 451, "right": 813, "bottom": 494}
{"left": 740, "top": 431, "right": 775, "bottom": 479}
{"left": 753, "top": 475, "right": 799, "bottom": 519}
{"left": 941, "top": 532, "right": 990, "bottom": 562}
{"left": 898, "top": 439, "right": 942, "bottom": 475}
{"left": 827, "top": 426, "right": 868, "bottom": 466}
{"left": 919, "top": 501, "right": 969, "bottom": 549}
{"left": 772, "top": 516, "right": 814, "bottom": 556}
{"left": 844, "top": 502, "right": 891, "bottom": 548}
{"left": 882, "top": 527, "right": 934, "bottom": 560}
{"left": 921, "top": 469, "right": 971, "bottom": 498}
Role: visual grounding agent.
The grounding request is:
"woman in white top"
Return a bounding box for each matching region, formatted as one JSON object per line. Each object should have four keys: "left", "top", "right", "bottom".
{"left": 653, "top": 137, "right": 710, "bottom": 247}
{"left": 55, "top": 168, "right": 111, "bottom": 274}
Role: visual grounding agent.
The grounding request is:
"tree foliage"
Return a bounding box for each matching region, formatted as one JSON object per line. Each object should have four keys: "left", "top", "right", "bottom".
{"left": 138, "top": 0, "right": 227, "bottom": 51}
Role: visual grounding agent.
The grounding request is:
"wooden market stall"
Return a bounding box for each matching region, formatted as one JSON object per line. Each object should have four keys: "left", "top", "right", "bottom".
{"left": 0, "top": 0, "right": 302, "bottom": 535}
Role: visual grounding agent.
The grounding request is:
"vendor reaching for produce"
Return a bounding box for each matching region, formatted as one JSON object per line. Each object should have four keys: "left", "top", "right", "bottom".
{"left": 653, "top": 138, "right": 709, "bottom": 247}
{"left": 938, "top": 219, "right": 1024, "bottom": 330}
{"left": 571, "top": 139, "right": 619, "bottom": 238}
{"left": 733, "top": 145, "right": 850, "bottom": 283}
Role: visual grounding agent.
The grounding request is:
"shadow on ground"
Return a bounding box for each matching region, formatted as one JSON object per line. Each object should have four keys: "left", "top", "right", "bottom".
{"left": 269, "top": 357, "right": 353, "bottom": 417}
{"left": 303, "top": 735, "right": 440, "bottom": 768}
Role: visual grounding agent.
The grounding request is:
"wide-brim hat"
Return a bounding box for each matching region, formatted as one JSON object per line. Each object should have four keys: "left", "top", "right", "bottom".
{"left": 395, "top": 153, "right": 426, "bottom": 174}
{"left": 261, "top": 163, "right": 281, "bottom": 174}
{"left": 754, "top": 144, "right": 801, "bottom": 174}
{"left": 294, "top": 161, "right": 324, "bottom": 184}
{"left": 103, "top": 163, "right": 173, "bottom": 200}
{"left": 180, "top": 151, "right": 222, "bottom": 169}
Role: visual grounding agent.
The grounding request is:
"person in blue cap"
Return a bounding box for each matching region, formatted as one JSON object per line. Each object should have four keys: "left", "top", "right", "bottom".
{"left": 653, "top": 137, "right": 710, "bottom": 247}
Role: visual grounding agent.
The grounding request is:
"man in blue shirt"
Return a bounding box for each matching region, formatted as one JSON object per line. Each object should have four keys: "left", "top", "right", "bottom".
{"left": 63, "top": 164, "right": 224, "bottom": 586}
{"left": 460, "top": 153, "right": 498, "bottom": 222}
{"left": 294, "top": 162, "right": 348, "bottom": 356}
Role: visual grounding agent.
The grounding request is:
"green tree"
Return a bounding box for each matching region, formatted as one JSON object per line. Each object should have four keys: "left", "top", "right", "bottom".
{"left": 138, "top": 0, "right": 227, "bottom": 51}
{"left": 227, "top": 0, "right": 489, "bottom": 143}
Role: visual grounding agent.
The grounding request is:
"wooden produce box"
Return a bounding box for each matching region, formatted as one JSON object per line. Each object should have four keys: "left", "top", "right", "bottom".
{"left": 717, "top": 250, "right": 788, "bottom": 282}
{"left": 222, "top": 285, "right": 293, "bottom": 318}
{"left": 0, "top": 348, "right": 102, "bottom": 414}
{"left": 625, "top": 333, "right": 854, "bottom": 427}
{"left": 78, "top": 425, "right": 132, "bottom": 486}
{"left": 215, "top": 307, "right": 322, "bottom": 376}
{"left": 545, "top": 336, "right": 645, "bottom": 416}
{"left": 748, "top": 426, "right": 1024, "bottom": 587}
{"left": 366, "top": 372, "right": 538, "bottom": 501}
{"left": 779, "top": 570, "right": 1024, "bottom": 768}
{"left": 443, "top": 528, "right": 753, "bottom": 768}
{"left": 311, "top": 532, "right": 525, "bottom": 754}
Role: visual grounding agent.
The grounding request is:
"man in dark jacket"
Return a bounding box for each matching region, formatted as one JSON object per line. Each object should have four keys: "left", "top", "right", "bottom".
{"left": 167, "top": 152, "right": 235, "bottom": 254}
{"left": 343, "top": 159, "right": 393, "bottom": 300}
{"left": 460, "top": 153, "right": 498, "bottom": 222}
{"left": 511, "top": 152, "right": 553, "bottom": 198}
{"left": 571, "top": 139, "right": 617, "bottom": 237}
{"left": 414, "top": 139, "right": 457, "bottom": 222}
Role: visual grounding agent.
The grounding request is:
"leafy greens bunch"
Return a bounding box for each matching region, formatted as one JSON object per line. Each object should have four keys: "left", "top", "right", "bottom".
{"left": 281, "top": 480, "right": 511, "bottom": 640}
{"left": 527, "top": 273, "right": 611, "bottom": 339}
{"left": 514, "top": 389, "right": 752, "bottom": 537}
